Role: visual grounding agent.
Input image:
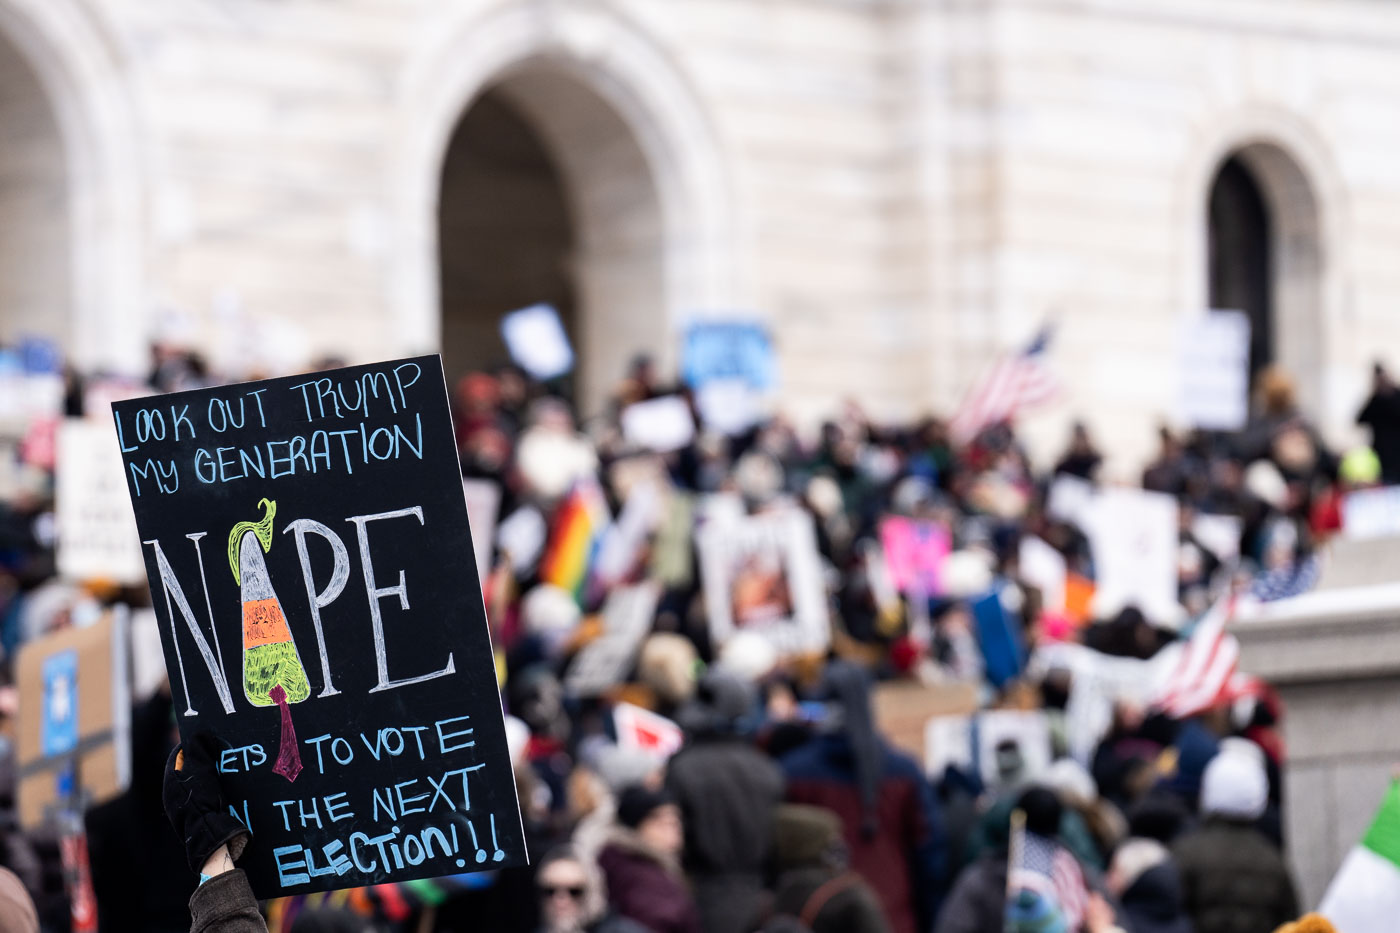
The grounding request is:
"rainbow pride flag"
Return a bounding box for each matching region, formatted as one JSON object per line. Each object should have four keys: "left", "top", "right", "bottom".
{"left": 540, "top": 481, "right": 610, "bottom": 601}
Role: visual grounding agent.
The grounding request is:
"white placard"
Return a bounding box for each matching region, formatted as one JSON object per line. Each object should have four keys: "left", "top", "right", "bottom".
{"left": 1018, "top": 535, "right": 1067, "bottom": 613}
{"left": 1343, "top": 486, "right": 1400, "bottom": 540}
{"left": 621, "top": 396, "right": 695, "bottom": 453}
{"left": 1192, "top": 512, "right": 1242, "bottom": 562}
{"left": 1178, "top": 310, "right": 1250, "bottom": 431}
{"left": 1082, "top": 487, "right": 1179, "bottom": 624}
{"left": 56, "top": 420, "right": 146, "bottom": 584}
{"left": 501, "top": 303, "right": 574, "bottom": 381}
{"left": 565, "top": 582, "right": 663, "bottom": 697}
{"left": 613, "top": 701, "right": 684, "bottom": 760}
{"left": 1047, "top": 474, "right": 1095, "bottom": 526}
{"left": 922, "top": 710, "right": 1052, "bottom": 784}
{"left": 496, "top": 505, "right": 547, "bottom": 573}
{"left": 462, "top": 479, "right": 501, "bottom": 583}
{"left": 696, "top": 508, "right": 830, "bottom": 655}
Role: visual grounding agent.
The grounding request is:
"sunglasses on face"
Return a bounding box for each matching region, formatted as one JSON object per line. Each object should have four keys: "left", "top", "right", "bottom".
{"left": 539, "top": 884, "right": 586, "bottom": 901}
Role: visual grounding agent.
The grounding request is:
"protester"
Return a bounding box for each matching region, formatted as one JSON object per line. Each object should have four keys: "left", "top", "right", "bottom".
{"left": 597, "top": 786, "right": 701, "bottom": 933}
{"left": 536, "top": 846, "right": 647, "bottom": 933}
{"left": 1106, "top": 838, "right": 1192, "bottom": 933}
{"left": 782, "top": 662, "right": 945, "bottom": 933}
{"left": 765, "top": 804, "right": 889, "bottom": 933}
{"left": 666, "top": 670, "right": 784, "bottom": 933}
{"left": 1173, "top": 742, "right": 1298, "bottom": 933}
{"left": 1356, "top": 361, "right": 1400, "bottom": 483}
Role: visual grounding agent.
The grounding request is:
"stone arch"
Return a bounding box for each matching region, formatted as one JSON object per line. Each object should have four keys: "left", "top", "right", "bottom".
{"left": 1179, "top": 111, "right": 1344, "bottom": 420}
{"left": 0, "top": 0, "right": 143, "bottom": 372}
{"left": 389, "top": 1, "right": 739, "bottom": 412}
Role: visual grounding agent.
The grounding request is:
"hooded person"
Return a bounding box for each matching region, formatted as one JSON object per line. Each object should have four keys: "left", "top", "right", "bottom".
{"left": 1106, "top": 839, "right": 1192, "bottom": 933}
{"left": 766, "top": 804, "right": 890, "bottom": 933}
{"left": 665, "top": 669, "right": 784, "bottom": 933}
{"left": 1172, "top": 741, "right": 1298, "bottom": 933}
{"left": 781, "top": 661, "right": 947, "bottom": 933}
{"left": 597, "top": 786, "right": 702, "bottom": 933}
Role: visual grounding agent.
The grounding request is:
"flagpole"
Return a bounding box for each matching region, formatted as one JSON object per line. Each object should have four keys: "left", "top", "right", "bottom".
{"left": 1006, "top": 807, "right": 1026, "bottom": 904}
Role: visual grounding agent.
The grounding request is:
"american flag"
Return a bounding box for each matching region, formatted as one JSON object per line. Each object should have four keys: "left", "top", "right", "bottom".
{"left": 1155, "top": 597, "right": 1241, "bottom": 719}
{"left": 1250, "top": 553, "right": 1322, "bottom": 603}
{"left": 1007, "top": 825, "right": 1089, "bottom": 930}
{"left": 949, "top": 325, "right": 1060, "bottom": 445}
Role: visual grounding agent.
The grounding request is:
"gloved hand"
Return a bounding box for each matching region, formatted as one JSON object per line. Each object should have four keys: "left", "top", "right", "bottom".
{"left": 163, "top": 732, "right": 250, "bottom": 874}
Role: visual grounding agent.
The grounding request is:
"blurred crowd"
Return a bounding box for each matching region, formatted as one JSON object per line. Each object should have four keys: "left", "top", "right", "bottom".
{"left": 2, "top": 337, "right": 1399, "bottom": 933}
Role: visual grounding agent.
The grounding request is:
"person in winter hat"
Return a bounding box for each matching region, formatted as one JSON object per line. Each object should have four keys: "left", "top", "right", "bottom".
{"left": 666, "top": 669, "right": 784, "bottom": 933}
{"left": 782, "top": 661, "right": 947, "bottom": 933}
{"left": 597, "top": 786, "right": 701, "bottom": 933}
{"left": 1173, "top": 741, "right": 1298, "bottom": 933}
{"left": 1106, "top": 838, "right": 1192, "bottom": 933}
{"left": 766, "top": 804, "right": 890, "bottom": 933}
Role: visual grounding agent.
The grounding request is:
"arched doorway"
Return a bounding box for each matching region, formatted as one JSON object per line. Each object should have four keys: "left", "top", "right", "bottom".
{"left": 436, "top": 64, "right": 668, "bottom": 414}
{"left": 1204, "top": 143, "right": 1322, "bottom": 402}
{"left": 0, "top": 27, "right": 69, "bottom": 347}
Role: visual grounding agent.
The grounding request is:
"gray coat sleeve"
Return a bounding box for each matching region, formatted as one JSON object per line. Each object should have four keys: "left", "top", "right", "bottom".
{"left": 189, "top": 871, "right": 268, "bottom": 933}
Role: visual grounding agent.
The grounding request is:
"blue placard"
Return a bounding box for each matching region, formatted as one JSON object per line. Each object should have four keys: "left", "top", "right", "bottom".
{"left": 681, "top": 320, "right": 776, "bottom": 390}
{"left": 970, "top": 589, "right": 1025, "bottom": 689}
{"left": 41, "top": 650, "right": 79, "bottom": 758}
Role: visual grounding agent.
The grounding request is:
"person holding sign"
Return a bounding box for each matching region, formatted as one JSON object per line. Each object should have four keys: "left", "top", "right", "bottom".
{"left": 163, "top": 733, "right": 266, "bottom": 933}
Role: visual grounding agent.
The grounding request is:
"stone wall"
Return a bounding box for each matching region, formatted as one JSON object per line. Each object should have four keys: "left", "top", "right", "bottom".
{"left": 2, "top": 0, "right": 1400, "bottom": 460}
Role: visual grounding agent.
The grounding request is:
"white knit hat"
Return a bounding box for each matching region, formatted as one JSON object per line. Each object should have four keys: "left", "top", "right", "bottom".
{"left": 1200, "top": 740, "right": 1269, "bottom": 820}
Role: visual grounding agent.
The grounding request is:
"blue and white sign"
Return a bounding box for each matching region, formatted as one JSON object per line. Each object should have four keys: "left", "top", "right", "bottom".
{"left": 501, "top": 303, "right": 574, "bottom": 381}
{"left": 40, "top": 650, "right": 79, "bottom": 758}
{"left": 681, "top": 320, "right": 776, "bottom": 391}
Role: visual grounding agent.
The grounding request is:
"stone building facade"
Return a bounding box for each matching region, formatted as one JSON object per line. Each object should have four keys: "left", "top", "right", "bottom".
{"left": 3, "top": 0, "right": 1400, "bottom": 470}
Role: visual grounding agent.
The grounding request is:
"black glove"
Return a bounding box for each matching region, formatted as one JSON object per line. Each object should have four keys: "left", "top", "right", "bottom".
{"left": 163, "top": 732, "right": 250, "bottom": 874}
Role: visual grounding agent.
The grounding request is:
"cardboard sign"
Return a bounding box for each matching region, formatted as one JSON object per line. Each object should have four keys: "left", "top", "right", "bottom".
{"left": 462, "top": 479, "right": 501, "bottom": 583}
{"left": 879, "top": 517, "right": 951, "bottom": 596}
{"left": 566, "top": 583, "right": 662, "bottom": 698}
{"left": 501, "top": 304, "right": 573, "bottom": 381}
{"left": 16, "top": 613, "right": 131, "bottom": 828}
{"left": 696, "top": 509, "right": 830, "bottom": 656}
{"left": 57, "top": 420, "right": 147, "bottom": 584}
{"left": 621, "top": 396, "right": 695, "bottom": 453}
{"left": 1178, "top": 310, "right": 1250, "bottom": 432}
{"left": 613, "top": 702, "right": 683, "bottom": 760}
{"left": 112, "top": 356, "right": 525, "bottom": 896}
{"left": 872, "top": 681, "right": 980, "bottom": 765}
{"left": 1082, "top": 487, "right": 1179, "bottom": 625}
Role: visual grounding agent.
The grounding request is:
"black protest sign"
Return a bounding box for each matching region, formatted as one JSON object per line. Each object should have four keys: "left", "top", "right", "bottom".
{"left": 112, "top": 356, "right": 524, "bottom": 896}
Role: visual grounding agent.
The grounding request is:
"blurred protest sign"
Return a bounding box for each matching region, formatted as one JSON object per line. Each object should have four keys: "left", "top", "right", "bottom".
{"left": 621, "top": 396, "right": 695, "bottom": 453}
{"left": 924, "top": 709, "right": 1051, "bottom": 785}
{"left": 501, "top": 303, "right": 573, "bottom": 381}
{"left": 1046, "top": 474, "right": 1094, "bottom": 526}
{"left": 567, "top": 583, "right": 663, "bottom": 697}
{"left": 697, "top": 509, "right": 829, "bottom": 655}
{"left": 497, "top": 505, "right": 547, "bottom": 573}
{"left": 1082, "top": 487, "right": 1178, "bottom": 624}
{"left": 681, "top": 318, "right": 776, "bottom": 434}
{"left": 56, "top": 420, "right": 146, "bottom": 584}
{"left": 462, "top": 479, "right": 501, "bottom": 583}
{"left": 614, "top": 702, "right": 683, "bottom": 760}
{"left": 1192, "top": 512, "right": 1242, "bottom": 562}
{"left": 594, "top": 481, "right": 664, "bottom": 588}
{"left": 1178, "top": 310, "right": 1250, "bottom": 431}
{"left": 1018, "top": 535, "right": 1066, "bottom": 613}
{"left": 113, "top": 356, "right": 524, "bottom": 895}
{"left": 17, "top": 612, "right": 131, "bottom": 829}
{"left": 971, "top": 590, "right": 1025, "bottom": 688}
{"left": 1343, "top": 486, "right": 1400, "bottom": 540}
{"left": 879, "top": 517, "right": 950, "bottom": 596}
{"left": 872, "top": 681, "right": 979, "bottom": 764}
